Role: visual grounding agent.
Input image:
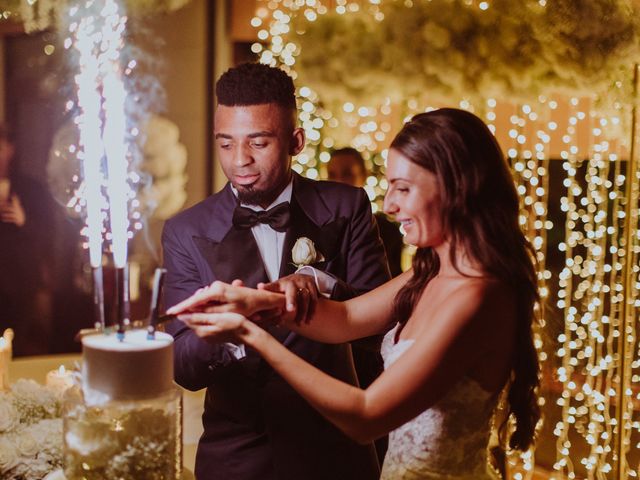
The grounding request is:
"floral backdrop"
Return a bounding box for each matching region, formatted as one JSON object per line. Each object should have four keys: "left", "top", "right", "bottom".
{"left": 290, "top": 0, "right": 640, "bottom": 106}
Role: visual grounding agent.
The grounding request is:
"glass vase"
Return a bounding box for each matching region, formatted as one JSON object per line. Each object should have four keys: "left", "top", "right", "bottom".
{"left": 62, "top": 385, "right": 182, "bottom": 480}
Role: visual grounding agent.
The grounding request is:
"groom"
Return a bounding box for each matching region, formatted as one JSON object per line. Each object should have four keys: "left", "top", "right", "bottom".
{"left": 162, "top": 63, "right": 390, "bottom": 480}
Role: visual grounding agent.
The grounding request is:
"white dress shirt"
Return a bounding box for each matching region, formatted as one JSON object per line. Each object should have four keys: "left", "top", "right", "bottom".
{"left": 236, "top": 182, "right": 293, "bottom": 282}
{"left": 227, "top": 183, "right": 292, "bottom": 359}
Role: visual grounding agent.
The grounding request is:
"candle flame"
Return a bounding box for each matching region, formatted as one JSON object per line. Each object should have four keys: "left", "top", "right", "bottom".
{"left": 58, "top": 365, "right": 67, "bottom": 375}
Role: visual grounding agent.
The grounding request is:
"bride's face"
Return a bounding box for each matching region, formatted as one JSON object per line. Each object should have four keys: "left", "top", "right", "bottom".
{"left": 383, "top": 149, "right": 444, "bottom": 248}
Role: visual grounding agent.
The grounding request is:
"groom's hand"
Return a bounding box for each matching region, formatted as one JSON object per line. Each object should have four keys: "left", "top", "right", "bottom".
{"left": 259, "top": 274, "right": 319, "bottom": 325}
{"left": 167, "top": 281, "right": 287, "bottom": 319}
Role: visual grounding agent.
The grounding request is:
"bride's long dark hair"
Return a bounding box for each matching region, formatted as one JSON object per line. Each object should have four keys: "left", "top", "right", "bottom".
{"left": 390, "top": 108, "right": 540, "bottom": 452}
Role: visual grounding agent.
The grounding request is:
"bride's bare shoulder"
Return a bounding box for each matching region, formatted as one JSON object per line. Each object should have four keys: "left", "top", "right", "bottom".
{"left": 415, "top": 276, "right": 517, "bottom": 329}
{"left": 457, "top": 276, "right": 517, "bottom": 315}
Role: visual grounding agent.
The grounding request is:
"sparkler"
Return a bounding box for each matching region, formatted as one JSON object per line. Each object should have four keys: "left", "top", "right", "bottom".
{"left": 147, "top": 268, "right": 167, "bottom": 340}
{"left": 100, "top": 0, "right": 130, "bottom": 339}
{"left": 70, "top": 0, "right": 131, "bottom": 338}
{"left": 72, "top": 4, "right": 107, "bottom": 330}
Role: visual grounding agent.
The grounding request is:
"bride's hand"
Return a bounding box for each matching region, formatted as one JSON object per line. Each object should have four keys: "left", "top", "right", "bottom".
{"left": 179, "top": 312, "right": 260, "bottom": 344}
{"left": 166, "top": 280, "right": 286, "bottom": 319}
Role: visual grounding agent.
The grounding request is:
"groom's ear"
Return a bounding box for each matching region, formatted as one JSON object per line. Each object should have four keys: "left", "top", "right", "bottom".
{"left": 289, "top": 127, "right": 305, "bottom": 156}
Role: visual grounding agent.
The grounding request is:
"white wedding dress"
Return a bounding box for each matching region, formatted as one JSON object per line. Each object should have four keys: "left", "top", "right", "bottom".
{"left": 379, "top": 324, "right": 500, "bottom": 479}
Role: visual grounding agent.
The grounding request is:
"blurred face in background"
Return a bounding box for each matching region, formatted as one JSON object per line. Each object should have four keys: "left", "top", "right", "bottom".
{"left": 327, "top": 153, "right": 367, "bottom": 188}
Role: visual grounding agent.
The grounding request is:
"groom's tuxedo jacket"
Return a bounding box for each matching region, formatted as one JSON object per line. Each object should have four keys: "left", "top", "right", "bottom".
{"left": 162, "top": 173, "right": 390, "bottom": 480}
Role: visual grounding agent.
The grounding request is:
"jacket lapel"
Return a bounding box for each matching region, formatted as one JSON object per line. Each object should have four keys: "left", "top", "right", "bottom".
{"left": 279, "top": 175, "right": 347, "bottom": 277}
{"left": 193, "top": 228, "right": 269, "bottom": 288}
{"left": 276, "top": 175, "right": 349, "bottom": 347}
{"left": 279, "top": 199, "right": 320, "bottom": 278}
{"left": 192, "top": 184, "right": 269, "bottom": 288}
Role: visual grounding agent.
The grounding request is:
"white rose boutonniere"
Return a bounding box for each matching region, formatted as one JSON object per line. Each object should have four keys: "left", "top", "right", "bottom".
{"left": 292, "top": 237, "right": 325, "bottom": 268}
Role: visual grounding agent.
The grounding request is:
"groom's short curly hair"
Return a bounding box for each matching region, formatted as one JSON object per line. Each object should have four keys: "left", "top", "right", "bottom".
{"left": 215, "top": 63, "right": 296, "bottom": 110}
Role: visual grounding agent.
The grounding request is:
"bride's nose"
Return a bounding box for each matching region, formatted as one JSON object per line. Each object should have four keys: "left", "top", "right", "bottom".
{"left": 383, "top": 191, "right": 398, "bottom": 216}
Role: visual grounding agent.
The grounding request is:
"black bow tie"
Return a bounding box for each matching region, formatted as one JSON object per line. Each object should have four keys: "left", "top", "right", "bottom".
{"left": 232, "top": 201, "right": 291, "bottom": 232}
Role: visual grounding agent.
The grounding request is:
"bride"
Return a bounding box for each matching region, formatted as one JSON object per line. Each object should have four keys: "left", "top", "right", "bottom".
{"left": 168, "top": 108, "right": 541, "bottom": 479}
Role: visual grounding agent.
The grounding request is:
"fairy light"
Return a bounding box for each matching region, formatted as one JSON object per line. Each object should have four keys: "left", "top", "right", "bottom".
{"left": 507, "top": 100, "right": 552, "bottom": 304}
{"left": 486, "top": 98, "right": 497, "bottom": 134}
{"left": 254, "top": 0, "right": 390, "bottom": 192}
{"left": 552, "top": 91, "right": 640, "bottom": 478}
{"left": 501, "top": 97, "right": 552, "bottom": 480}
{"left": 554, "top": 97, "right": 583, "bottom": 477}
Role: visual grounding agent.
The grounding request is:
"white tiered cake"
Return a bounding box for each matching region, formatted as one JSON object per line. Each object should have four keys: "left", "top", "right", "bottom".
{"left": 81, "top": 329, "right": 174, "bottom": 402}
{"left": 63, "top": 329, "right": 182, "bottom": 480}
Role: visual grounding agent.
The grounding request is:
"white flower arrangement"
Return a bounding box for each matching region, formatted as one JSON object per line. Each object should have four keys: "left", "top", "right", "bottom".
{"left": 48, "top": 114, "right": 187, "bottom": 222}
{"left": 138, "top": 115, "right": 189, "bottom": 220}
{"left": 289, "top": 0, "right": 640, "bottom": 106}
{"left": 0, "top": 380, "right": 63, "bottom": 480}
{"left": 0, "top": 382, "right": 183, "bottom": 480}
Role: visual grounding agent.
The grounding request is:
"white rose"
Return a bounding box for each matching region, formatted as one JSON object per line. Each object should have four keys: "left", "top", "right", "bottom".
{"left": 23, "top": 460, "right": 51, "bottom": 479}
{"left": 0, "top": 397, "right": 19, "bottom": 432}
{"left": 12, "top": 379, "right": 54, "bottom": 407}
{"left": 0, "top": 438, "right": 18, "bottom": 472}
{"left": 43, "top": 469, "right": 67, "bottom": 480}
{"left": 11, "top": 378, "right": 42, "bottom": 397}
{"left": 15, "top": 431, "right": 39, "bottom": 457}
{"left": 29, "top": 419, "right": 63, "bottom": 452}
{"left": 292, "top": 237, "right": 323, "bottom": 267}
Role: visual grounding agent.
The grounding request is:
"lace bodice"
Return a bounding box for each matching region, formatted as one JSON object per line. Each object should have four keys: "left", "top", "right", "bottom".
{"left": 380, "top": 324, "right": 500, "bottom": 479}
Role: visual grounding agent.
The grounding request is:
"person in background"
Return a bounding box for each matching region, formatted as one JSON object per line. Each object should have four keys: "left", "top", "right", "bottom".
{"left": 0, "top": 124, "right": 54, "bottom": 355}
{"left": 327, "top": 147, "right": 404, "bottom": 460}
{"left": 328, "top": 147, "right": 404, "bottom": 277}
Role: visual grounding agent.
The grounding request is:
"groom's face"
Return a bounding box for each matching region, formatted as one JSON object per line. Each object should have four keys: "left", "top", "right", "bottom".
{"left": 215, "top": 103, "right": 304, "bottom": 207}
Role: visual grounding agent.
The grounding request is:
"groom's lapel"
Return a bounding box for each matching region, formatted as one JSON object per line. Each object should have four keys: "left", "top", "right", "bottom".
{"left": 276, "top": 175, "right": 348, "bottom": 347}
{"left": 279, "top": 200, "right": 321, "bottom": 278}
{"left": 279, "top": 174, "right": 347, "bottom": 278}
{"left": 193, "top": 229, "right": 269, "bottom": 288}
{"left": 192, "top": 184, "right": 269, "bottom": 288}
